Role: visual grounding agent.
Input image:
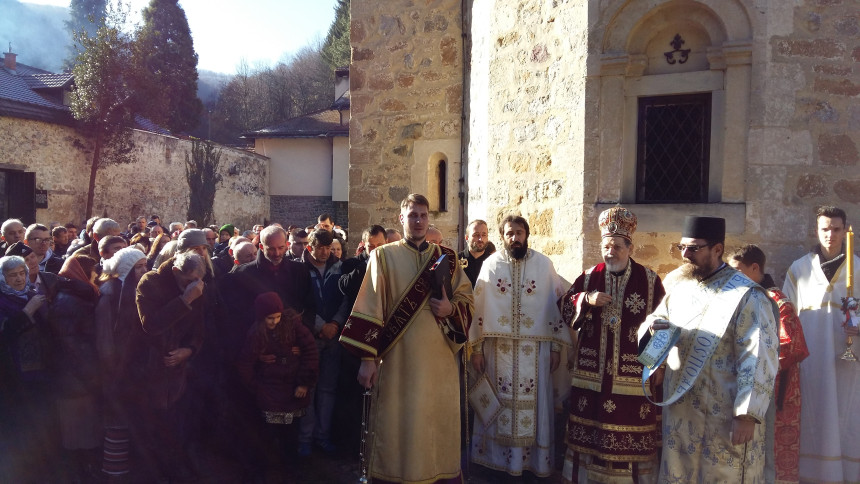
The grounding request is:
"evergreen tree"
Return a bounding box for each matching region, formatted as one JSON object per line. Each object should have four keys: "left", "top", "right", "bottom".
{"left": 134, "top": 0, "right": 203, "bottom": 134}
{"left": 68, "top": 2, "right": 139, "bottom": 219}
{"left": 321, "top": 0, "right": 350, "bottom": 71}
{"left": 185, "top": 139, "right": 222, "bottom": 225}
{"left": 64, "top": 0, "right": 108, "bottom": 69}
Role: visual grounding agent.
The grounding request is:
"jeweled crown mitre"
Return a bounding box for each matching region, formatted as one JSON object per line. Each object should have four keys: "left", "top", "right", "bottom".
{"left": 599, "top": 206, "right": 637, "bottom": 240}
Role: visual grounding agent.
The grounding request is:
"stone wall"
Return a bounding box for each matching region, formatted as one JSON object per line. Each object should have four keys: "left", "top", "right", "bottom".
{"left": 270, "top": 196, "right": 348, "bottom": 230}
{"left": 465, "top": 0, "right": 858, "bottom": 284}
{"left": 754, "top": 0, "right": 860, "bottom": 280}
{"left": 0, "top": 116, "right": 269, "bottom": 231}
{"left": 349, "top": 0, "right": 464, "bottom": 246}
{"left": 351, "top": 0, "right": 858, "bottom": 284}
{"left": 466, "top": 0, "right": 590, "bottom": 281}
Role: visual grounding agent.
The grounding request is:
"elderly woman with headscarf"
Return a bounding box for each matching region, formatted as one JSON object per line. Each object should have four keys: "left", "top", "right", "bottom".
{"left": 49, "top": 255, "right": 103, "bottom": 480}
{"left": 0, "top": 250, "right": 62, "bottom": 481}
{"left": 94, "top": 247, "right": 148, "bottom": 479}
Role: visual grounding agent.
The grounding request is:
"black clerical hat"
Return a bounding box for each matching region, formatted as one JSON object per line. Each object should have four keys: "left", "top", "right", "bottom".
{"left": 682, "top": 216, "right": 725, "bottom": 242}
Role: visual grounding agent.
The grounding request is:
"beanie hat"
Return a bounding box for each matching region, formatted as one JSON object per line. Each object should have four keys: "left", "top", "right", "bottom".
{"left": 102, "top": 247, "right": 146, "bottom": 282}
{"left": 254, "top": 291, "right": 284, "bottom": 321}
{"left": 4, "top": 241, "right": 33, "bottom": 258}
{"left": 177, "top": 228, "right": 207, "bottom": 251}
{"left": 219, "top": 224, "right": 235, "bottom": 237}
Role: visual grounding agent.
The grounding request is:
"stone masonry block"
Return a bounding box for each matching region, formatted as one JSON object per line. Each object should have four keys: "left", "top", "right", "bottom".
{"left": 775, "top": 39, "right": 845, "bottom": 59}
{"left": 353, "top": 48, "right": 375, "bottom": 61}
{"left": 818, "top": 134, "right": 858, "bottom": 165}
{"left": 351, "top": 21, "right": 367, "bottom": 43}
{"left": 796, "top": 174, "right": 829, "bottom": 198}
{"left": 814, "top": 78, "right": 860, "bottom": 96}
{"left": 834, "top": 180, "right": 860, "bottom": 203}
{"left": 380, "top": 99, "right": 407, "bottom": 111}
{"left": 441, "top": 37, "right": 458, "bottom": 66}
{"left": 369, "top": 74, "right": 395, "bottom": 91}
{"left": 813, "top": 64, "right": 852, "bottom": 76}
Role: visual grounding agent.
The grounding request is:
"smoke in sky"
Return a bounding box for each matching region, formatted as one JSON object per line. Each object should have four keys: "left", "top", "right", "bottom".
{"left": 0, "top": 0, "right": 71, "bottom": 72}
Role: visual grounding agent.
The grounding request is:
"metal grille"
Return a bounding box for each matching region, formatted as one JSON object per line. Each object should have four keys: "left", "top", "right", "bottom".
{"left": 636, "top": 93, "right": 712, "bottom": 203}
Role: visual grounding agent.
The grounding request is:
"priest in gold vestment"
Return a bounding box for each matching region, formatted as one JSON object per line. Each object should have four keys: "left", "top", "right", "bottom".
{"left": 640, "top": 216, "right": 779, "bottom": 483}
{"left": 340, "top": 194, "right": 474, "bottom": 484}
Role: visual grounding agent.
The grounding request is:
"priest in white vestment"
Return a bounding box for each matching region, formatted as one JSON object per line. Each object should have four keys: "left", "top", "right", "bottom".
{"left": 469, "top": 214, "right": 571, "bottom": 477}
{"left": 640, "top": 216, "right": 779, "bottom": 483}
{"left": 783, "top": 205, "right": 860, "bottom": 483}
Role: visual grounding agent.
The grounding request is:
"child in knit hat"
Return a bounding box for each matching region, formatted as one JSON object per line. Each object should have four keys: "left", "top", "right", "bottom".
{"left": 237, "top": 292, "right": 319, "bottom": 465}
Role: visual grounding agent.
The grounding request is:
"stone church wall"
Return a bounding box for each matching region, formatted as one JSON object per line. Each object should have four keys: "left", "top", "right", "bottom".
{"left": 467, "top": 0, "right": 590, "bottom": 281}
{"left": 0, "top": 116, "right": 269, "bottom": 231}
{"left": 465, "top": 0, "right": 858, "bottom": 283}
{"left": 348, "top": 0, "right": 464, "bottom": 246}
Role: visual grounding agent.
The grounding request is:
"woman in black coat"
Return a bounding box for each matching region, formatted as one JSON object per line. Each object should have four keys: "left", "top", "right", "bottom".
{"left": 50, "top": 255, "right": 102, "bottom": 479}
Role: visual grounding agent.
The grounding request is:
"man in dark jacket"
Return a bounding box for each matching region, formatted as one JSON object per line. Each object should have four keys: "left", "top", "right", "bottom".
{"left": 297, "top": 229, "right": 349, "bottom": 456}
{"left": 458, "top": 219, "right": 496, "bottom": 287}
{"left": 24, "top": 224, "right": 64, "bottom": 274}
{"left": 220, "top": 226, "right": 315, "bottom": 360}
{"left": 333, "top": 224, "right": 386, "bottom": 452}
{"left": 134, "top": 251, "right": 206, "bottom": 481}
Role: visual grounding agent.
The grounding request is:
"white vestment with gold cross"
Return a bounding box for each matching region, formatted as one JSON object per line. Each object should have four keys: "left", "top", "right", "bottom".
{"left": 468, "top": 248, "right": 571, "bottom": 477}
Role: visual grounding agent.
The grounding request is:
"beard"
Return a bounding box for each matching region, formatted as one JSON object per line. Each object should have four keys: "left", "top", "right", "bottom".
{"left": 677, "top": 260, "right": 716, "bottom": 281}
{"left": 604, "top": 256, "right": 628, "bottom": 273}
{"left": 505, "top": 239, "right": 528, "bottom": 260}
{"left": 469, "top": 240, "right": 486, "bottom": 253}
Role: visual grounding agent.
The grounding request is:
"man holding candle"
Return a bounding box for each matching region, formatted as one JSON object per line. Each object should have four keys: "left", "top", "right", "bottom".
{"left": 783, "top": 205, "right": 860, "bottom": 483}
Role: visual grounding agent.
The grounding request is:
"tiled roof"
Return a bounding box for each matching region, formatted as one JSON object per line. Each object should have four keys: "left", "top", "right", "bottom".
{"left": 242, "top": 107, "right": 348, "bottom": 139}
{"left": 25, "top": 73, "right": 75, "bottom": 89}
{"left": 1, "top": 61, "right": 170, "bottom": 135}
{"left": 10, "top": 63, "right": 52, "bottom": 76}
{"left": 134, "top": 114, "right": 171, "bottom": 136}
{"left": 0, "top": 66, "right": 69, "bottom": 111}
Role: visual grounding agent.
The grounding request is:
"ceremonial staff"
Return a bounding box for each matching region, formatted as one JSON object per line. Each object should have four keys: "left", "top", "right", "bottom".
{"left": 841, "top": 225, "right": 857, "bottom": 361}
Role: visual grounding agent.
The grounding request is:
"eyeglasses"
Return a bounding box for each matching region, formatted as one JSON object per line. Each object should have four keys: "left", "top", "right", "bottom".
{"left": 27, "top": 237, "right": 51, "bottom": 245}
{"left": 676, "top": 243, "right": 712, "bottom": 253}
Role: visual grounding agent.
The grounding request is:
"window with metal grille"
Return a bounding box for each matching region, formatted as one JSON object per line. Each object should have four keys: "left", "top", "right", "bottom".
{"left": 636, "top": 93, "right": 712, "bottom": 203}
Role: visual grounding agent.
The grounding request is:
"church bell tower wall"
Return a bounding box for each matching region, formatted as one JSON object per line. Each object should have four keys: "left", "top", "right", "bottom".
{"left": 348, "top": 0, "right": 464, "bottom": 247}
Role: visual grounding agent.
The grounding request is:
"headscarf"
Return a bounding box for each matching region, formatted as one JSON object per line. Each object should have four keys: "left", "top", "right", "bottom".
{"left": 0, "top": 255, "right": 32, "bottom": 300}
{"left": 59, "top": 256, "right": 100, "bottom": 297}
{"left": 102, "top": 247, "right": 147, "bottom": 283}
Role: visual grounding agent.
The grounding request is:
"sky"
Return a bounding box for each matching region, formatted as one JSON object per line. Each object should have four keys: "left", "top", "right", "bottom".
{"left": 19, "top": 0, "right": 340, "bottom": 74}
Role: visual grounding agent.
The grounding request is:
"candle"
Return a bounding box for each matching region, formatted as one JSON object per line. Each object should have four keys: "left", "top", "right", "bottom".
{"left": 848, "top": 225, "right": 854, "bottom": 298}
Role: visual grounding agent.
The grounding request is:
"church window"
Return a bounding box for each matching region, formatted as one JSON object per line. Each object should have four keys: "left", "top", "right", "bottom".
{"left": 636, "top": 93, "right": 712, "bottom": 203}
{"left": 437, "top": 159, "right": 447, "bottom": 212}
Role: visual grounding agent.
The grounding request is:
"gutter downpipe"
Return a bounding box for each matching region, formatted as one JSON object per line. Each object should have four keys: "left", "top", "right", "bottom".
{"left": 458, "top": 0, "right": 469, "bottom": 253}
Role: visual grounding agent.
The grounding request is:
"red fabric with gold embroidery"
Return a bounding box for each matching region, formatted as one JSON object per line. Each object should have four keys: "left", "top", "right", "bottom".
{"left": 767, "top": 288, "right": 810, "bottom": 484}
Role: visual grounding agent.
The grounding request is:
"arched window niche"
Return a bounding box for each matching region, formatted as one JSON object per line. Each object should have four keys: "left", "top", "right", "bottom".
{"left": 593, "top": 0, "right": 752, "bottom": 232}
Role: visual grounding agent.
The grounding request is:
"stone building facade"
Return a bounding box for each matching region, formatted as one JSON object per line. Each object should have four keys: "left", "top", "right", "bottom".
{"left": 0, "top": 116, "right": 269, "bottom": 230}
{"left": 350, "top": 0, "right": 859, "bottom": 283}
{"left": 348, "top": 0, "right": 465, "bottom": 247}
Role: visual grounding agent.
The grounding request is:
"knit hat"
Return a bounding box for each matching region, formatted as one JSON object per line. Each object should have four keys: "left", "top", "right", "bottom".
{"left": 177, "top": 228, "right": 207, "bottom": 251}
{"left": 4, "top": 241, "right": 33, "bottom": 258}
{"left": 102, "top": 247, "right": 146, "bottom": 282}
{"left": 254, "top": 291, "right": 284, "bottom": 321}
{"left": 219, "top": 224, "right": 235, "bottom": 237}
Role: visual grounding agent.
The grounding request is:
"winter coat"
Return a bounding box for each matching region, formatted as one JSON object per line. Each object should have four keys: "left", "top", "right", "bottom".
{"left": 218, "top": 250, "right": 316, "bottom": 361}
{"left": 49, "top": 279, "right": 100, "bottom": 397}
{"left": 135, "top": 258, "right": 204, "bottom": 408}
{"left": 237, "top": 319, "right": 318, "bottom": 413}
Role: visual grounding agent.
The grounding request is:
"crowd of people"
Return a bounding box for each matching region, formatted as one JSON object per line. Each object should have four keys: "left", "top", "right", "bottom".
{"left": 0, "top": 198, "right": 857, "bottom": 484}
